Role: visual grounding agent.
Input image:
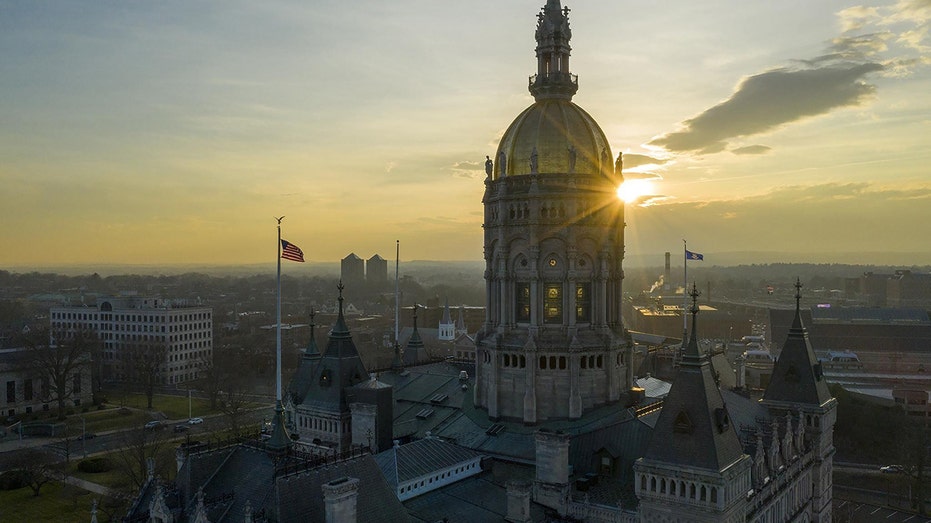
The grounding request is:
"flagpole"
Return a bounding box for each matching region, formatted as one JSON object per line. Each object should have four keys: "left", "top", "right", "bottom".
{"left": 395, "top": 239, "right": 400, "bottom": 344}
{"left": 275, "top": 217, "right": 283, "bottom": 403}
{"left": 683, "top": 239, "right": 688, "bottom": 345}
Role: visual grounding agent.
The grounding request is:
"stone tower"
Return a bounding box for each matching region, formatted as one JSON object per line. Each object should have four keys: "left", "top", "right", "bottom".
{"left": 475, "top": 0, "right": 629, "bottom": 424}
{"left": 761, "top": 279, "right": 837, "bottom": 523}
{"left": 634, "top": 285, "right": 752, "bottom": 522}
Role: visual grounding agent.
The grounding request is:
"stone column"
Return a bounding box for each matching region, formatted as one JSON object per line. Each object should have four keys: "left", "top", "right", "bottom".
{"left": 350, "top": 403, "right": 376, "bottom": 452}
{"left": 523, "top": 336, "right": 538, "bottom": 424}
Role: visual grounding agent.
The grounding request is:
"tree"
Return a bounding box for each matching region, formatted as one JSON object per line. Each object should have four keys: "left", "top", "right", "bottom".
{"left": 1, "top": 448, "right": 60, "bottom": 497}
{"left": 24, "top": 328, "right": 95, "bottom": 421}
{"left": 110, "top": 427, "right": 172, "bottom": 492}
{"left": 122, "top": 341, "right": 168, "bottom": 410}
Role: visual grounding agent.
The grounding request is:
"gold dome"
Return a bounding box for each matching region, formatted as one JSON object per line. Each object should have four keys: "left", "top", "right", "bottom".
{"left": 493, "top": 99, "right": 612, "bottom": 180}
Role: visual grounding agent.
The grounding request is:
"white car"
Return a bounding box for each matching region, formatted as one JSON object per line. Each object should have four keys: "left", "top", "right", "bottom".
{"left": 188, "top": 417, "right": 204, "bottom": 425}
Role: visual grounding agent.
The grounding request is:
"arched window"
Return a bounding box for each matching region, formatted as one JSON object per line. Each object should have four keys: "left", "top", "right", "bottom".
{"left": 544, "top": 284, "right": 562, "bottom": 324}
{"left": 576, "top": 283, "right": 591, "bottom": 323}
{"left": 515, "top": 282, "right": 531, "bottom": 322}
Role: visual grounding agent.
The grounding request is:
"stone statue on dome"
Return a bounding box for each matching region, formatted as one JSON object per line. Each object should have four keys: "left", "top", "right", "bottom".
{"left": 485, "top": 155, "right": 493, "bottom": 178}
{"left": 530, "top": 147, "right": 539, "bottom": 174}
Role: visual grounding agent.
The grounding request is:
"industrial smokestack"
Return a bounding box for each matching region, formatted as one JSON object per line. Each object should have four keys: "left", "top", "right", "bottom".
{"left": 664, "top": 252, "right": 671, "bottom": 290}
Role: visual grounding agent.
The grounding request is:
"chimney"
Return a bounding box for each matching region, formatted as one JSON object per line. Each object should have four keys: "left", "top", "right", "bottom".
{"left": 322, "top": 477, "right": 359, "bottom": 523}
{"left": 533, "top": 430, "right": 571, "bottom": 515}
{"left": 506, "top": 480, "right": 532, "bottom": 523}
{"left": 664, "top": 252, "right": 671, "bottom": 290}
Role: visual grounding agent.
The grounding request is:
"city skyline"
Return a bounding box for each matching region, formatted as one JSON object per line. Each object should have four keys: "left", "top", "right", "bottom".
{"left": 2, "top": 0, "right": 930, "bottom": 268}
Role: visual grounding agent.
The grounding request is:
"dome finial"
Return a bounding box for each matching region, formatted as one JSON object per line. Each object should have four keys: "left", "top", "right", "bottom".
{"left": 530, "top": 1, "right": 578, "bottom": 101}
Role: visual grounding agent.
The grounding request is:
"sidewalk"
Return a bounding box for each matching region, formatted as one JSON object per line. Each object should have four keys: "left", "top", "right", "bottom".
{"left": 62, "top": 474, "right": 123, "bottom": 498}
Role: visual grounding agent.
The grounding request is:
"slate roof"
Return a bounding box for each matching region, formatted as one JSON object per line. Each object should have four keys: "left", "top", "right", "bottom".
{"left": 404, "top": 461, "right": 546, "bottom": 523}
{"left": 374, "top": 437, "right": 483, "bottom": 488}
{"left": 289, "top": 294, "right": 369, "bottom": 413}
{"left": 642, "top": 296, "right": 746, "bottom": 472}
{"left": 763, "top": 303, "right": 833, "bottom": 407}
{"left": 276, "top": 453, "right": 410, "bottom": 523}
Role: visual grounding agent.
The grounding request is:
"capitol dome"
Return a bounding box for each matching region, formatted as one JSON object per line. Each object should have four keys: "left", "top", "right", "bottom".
{"left": 493, "top": 99, "right": 612, "bottom": 179}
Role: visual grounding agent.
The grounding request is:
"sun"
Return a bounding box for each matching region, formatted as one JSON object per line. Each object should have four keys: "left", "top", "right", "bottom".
{"left": 616, "top": 179, "right": 654, "bottom": 204}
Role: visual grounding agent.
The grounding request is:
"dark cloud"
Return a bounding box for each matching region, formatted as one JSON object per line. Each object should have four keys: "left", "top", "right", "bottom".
{"left": 731, "top": 145, "right": 771, "bottom": 155}
{"left": 621, "top": 153, "right": 669, "bottom": 169}
{"left": 649, "top": 63, "right": 884, "bottom": 154}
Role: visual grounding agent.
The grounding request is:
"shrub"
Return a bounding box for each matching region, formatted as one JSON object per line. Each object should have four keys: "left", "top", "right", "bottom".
{"left": 0, "top": 470, "right": 28, "bottom": 491}
{"left": 77, "top": 457, "right": 112, "bottom": 474}
{"left": 81, "top": 406, "right": 89, "bottom": 413}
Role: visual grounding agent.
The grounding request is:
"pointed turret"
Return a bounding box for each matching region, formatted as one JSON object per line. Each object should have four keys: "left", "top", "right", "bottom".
{"left": 641, "top": 284, "right": 744, "bottom": 471}
{"left": 530, "top": 0, "right": 578, "bottom": 101}
{"left": 285, "top": 282, "right": 368, "bottom": 453}
{"left": 403, "top": 304, "right": 427, "bottom": 365}
{"left": 762, "top": 279, "right": 837, "bottom": 522}
{"left": 439, "top": 297, "right": 455, "bottom": 341}
{"left": 762, "top": 278, "right": 832, "bottom": 406}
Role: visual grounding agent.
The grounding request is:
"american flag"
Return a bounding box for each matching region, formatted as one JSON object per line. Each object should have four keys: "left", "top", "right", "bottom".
{"left": 281, "top": 240, "right": 305, "bottom": 262}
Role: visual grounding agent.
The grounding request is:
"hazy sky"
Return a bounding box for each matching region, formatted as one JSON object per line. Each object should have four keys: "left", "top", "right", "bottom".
{"left": 2, "top": 0, "right": 930, "bottom": 268}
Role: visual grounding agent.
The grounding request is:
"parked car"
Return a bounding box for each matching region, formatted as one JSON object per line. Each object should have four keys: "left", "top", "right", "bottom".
{"left": 173, "top": 424, "right": 189, "bottom": 433}
{"left": 188, "top": 417, "right": 204, "bottom": 425}
{"left": 144, "top": 420, "right": 162, "bottom": 430}
{"left": 80, "top": 432, "right": 97, "bottom": 440}
{"left": 880, "top": 465, "right": 906, "bottom": 474}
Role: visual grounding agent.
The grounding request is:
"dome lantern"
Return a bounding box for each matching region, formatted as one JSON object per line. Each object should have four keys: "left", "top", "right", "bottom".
{"left": 530, "top": 0, "right": 578, "bottom": 101}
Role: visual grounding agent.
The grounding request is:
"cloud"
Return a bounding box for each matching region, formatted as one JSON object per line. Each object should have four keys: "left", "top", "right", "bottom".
{"left": 648, "top": 1, "right": 931, "bottom": 157}
{"left": 648, "top": 63, "right": 883, "bottom": 154}
{"left": 731, "top": 145, "right": 771, "bottom": 155}
{"left": 621, "top": 153, "right": 669, "bottom": 169}
{"left": 838, "top": 6, "right": 881, "bottom": 32}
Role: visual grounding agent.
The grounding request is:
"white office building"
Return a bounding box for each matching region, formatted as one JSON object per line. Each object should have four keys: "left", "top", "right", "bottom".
{"left": 50, "top": 296, "right": 212, "bottom": 386}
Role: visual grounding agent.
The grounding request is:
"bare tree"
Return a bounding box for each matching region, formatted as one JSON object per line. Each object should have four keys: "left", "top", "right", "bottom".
{"left": 24, "top": 327, "right": 95, "bottom": 421}
{"left": 110, "top": 427, "right": 172, "bottom": 492}
{"left": 122, "top": 341, "right": 168, "bottom": 410}
{"left": 1, "top": 448, "right": 60, "bottom": 497}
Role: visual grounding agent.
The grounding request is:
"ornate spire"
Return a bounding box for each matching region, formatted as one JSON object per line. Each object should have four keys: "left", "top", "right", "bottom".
{"left": 305, "top": 307, "right": 320, "bottom": 357}
{"left": 331, "top": 280, "right": 350, "bottom": 339}
{"left": 793, "top": 277, "right": 803, "bottom": 329}
{"left": 529, "top": 0, "right": 578, "bottom": 101}
{"left": 681, "top": 283, "right": 704, "bottom": 365}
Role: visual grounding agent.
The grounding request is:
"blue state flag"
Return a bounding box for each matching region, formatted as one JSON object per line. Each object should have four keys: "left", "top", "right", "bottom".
{"left": 686, "top": 250, "right": 703, "bottom": 261}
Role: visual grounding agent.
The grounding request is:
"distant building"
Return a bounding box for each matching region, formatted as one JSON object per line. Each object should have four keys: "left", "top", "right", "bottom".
{"left": 0, "top": 346, "right": 92, "bottom": 418}
{"left": 49, "top": 296, "right": 212, "bottom": 386}
{"left": 847, "top": 270, "right": 931, "bottom": 307}
{"left": 366, "top": 254, "right": 388, "bottom": 285}
{"left": 341, "top": 253, "right": 365, "bottom": 288}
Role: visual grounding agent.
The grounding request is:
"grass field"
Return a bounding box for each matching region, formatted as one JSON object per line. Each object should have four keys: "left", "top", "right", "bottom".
{"left": 0, "top": 482, "right": 113, "bottom": 523}
{"left": 102, "top": 390, "right": 215, "bottom": 420}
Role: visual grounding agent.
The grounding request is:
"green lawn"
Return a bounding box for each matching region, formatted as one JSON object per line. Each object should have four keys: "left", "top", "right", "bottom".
{"left": 68, "top": 461, "right": 133, "bottom": 493}
{"left": 102, "top": 390, "right": 215, "bottom": 420}
{"left": 0, "top": 482, "right": 119, "bottom": 523}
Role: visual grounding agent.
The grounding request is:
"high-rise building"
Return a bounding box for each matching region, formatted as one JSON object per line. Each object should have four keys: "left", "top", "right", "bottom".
{"left": 50, "top": 296, "right": 212, "bottom": 386}
{"left": 366, "top": 254, "right": 388, "bottom": 285}
{"left": 340, "top": 253, "right": 365, "bottom": 288}
{"left": 475, "top": 0, "right": 629, "bottom": 424}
